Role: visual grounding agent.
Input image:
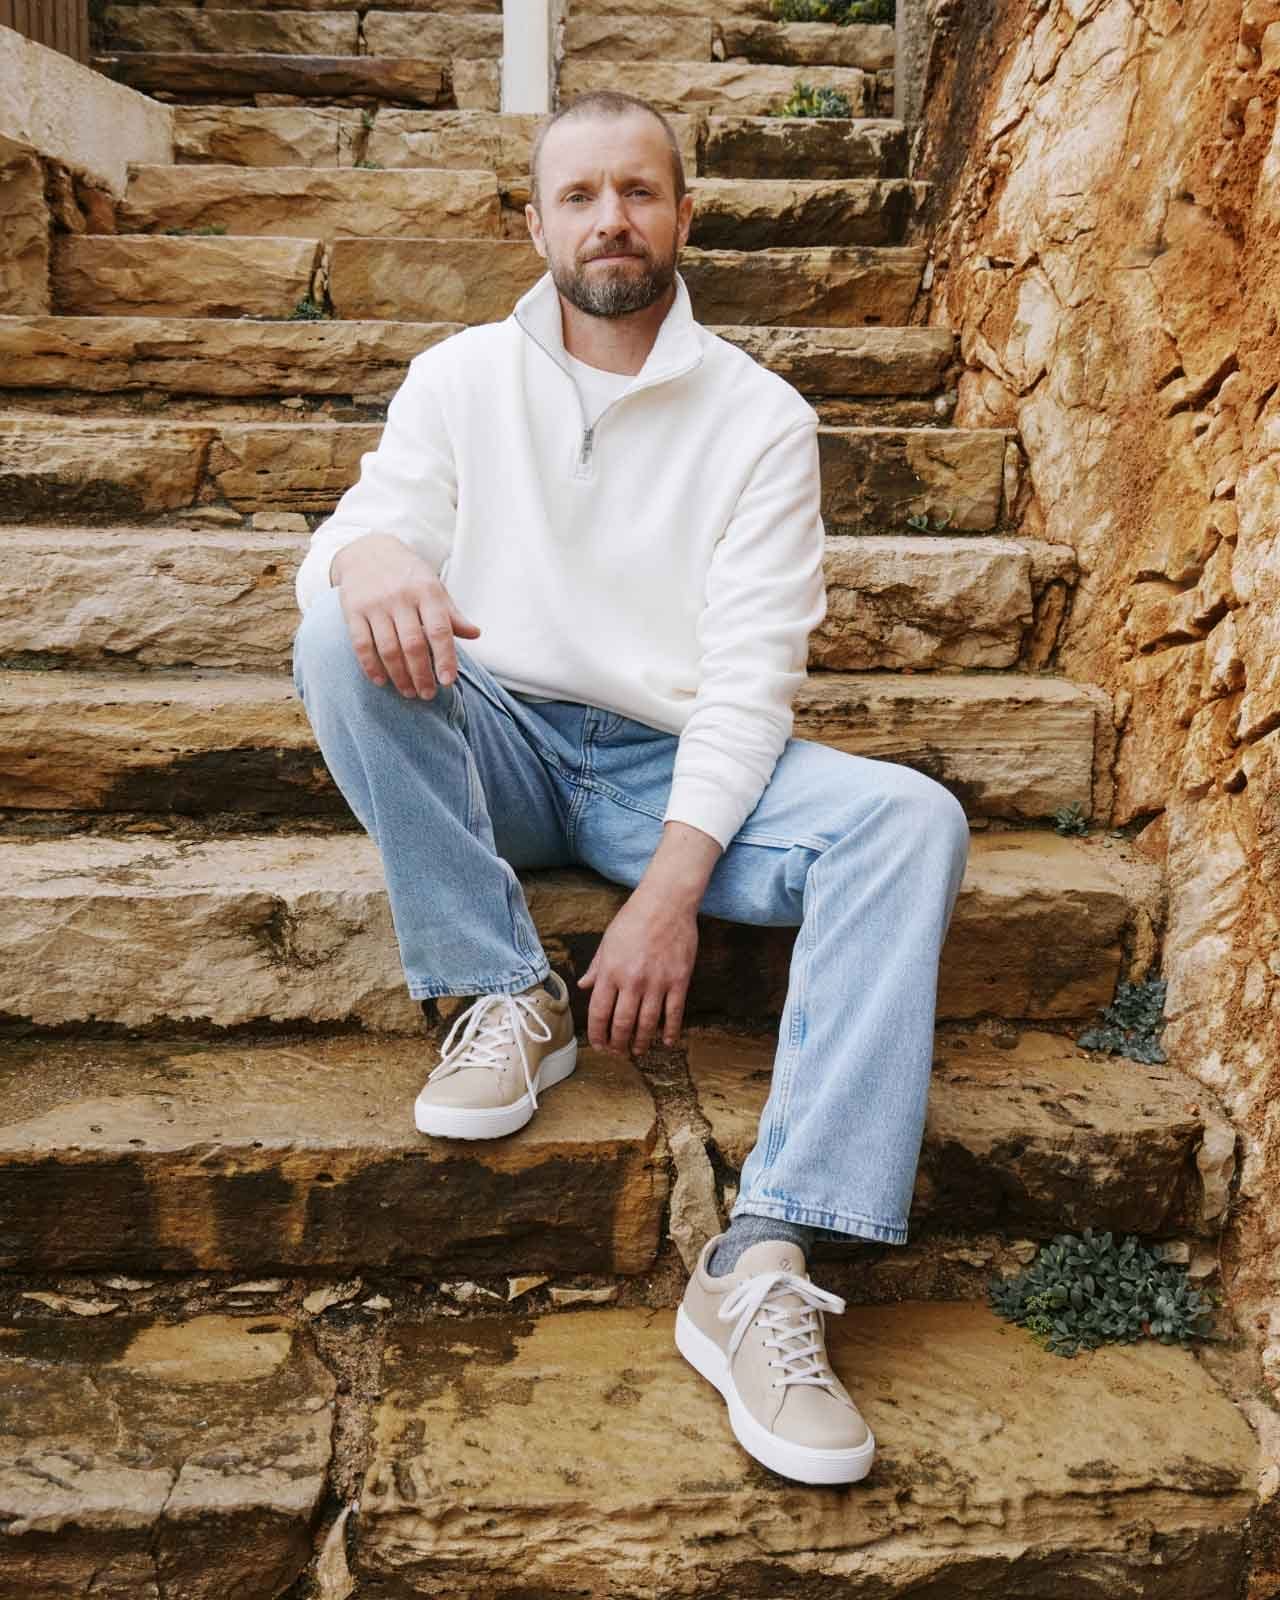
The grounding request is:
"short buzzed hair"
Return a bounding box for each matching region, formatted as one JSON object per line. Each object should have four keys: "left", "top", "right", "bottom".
{"left": 528, "top": 90, "right": 688, "bottom": 212}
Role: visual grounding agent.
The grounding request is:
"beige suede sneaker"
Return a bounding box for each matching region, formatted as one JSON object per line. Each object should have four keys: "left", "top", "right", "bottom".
{"left": 675, "top": 1233, "right": 876, "bottom": 1484}
{"left": 414, "top": 972, "right": 577, "bottom": 1139}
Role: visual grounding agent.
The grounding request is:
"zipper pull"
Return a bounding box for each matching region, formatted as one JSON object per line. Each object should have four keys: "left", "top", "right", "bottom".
{"left": 579, "top": 426, "right": 594, "bottom": 470}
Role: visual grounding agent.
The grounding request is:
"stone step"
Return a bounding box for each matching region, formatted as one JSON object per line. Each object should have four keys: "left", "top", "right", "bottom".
{"left": 0, "top": 831, "right": 1161, "bottom": 1031}
{"left": 0, "top": 667, "right": 1098, "bottom": 823}
{"left": 46, "top": 235, "right": 923, "bottom": 324}
{"left": 327, "top": 238, "right": 926, "bottom": 325}
{"left": 355, "top": 1303, "right": 1255, "bottom": 1596}
{"left": 700, "top": 114, "right": 907, "bottom": 179}
{"left": 0, "top": 1025, "right": 1228, "bottom": 1280}
{"left": 172, "top": 103, "right": 370, "bottom": 167}
{"left": 567, "top": 0, "right": 773, "bottom": 14}
{"left": 686, "top": 176, "right": 925, "bottom": 249}
{"left": 0, "top": 415, "right": 1007, "bottom": 530}
{"left": 562, "top": 15, "right": 894, "bottom": 72}
{"left": 93, "top": 52, "right": 455, "bottom": 106}
{"left": 560, "top": 59, "right": 871, "bottom": 117}
{"left": 0, "top": 1313, "right": 334, "bottom": 1599}
{"left": 101, "top": 4, "right": 360, "bottom": 54}
{"left": 0, "top": 317, "right": 952, "bottom": 401}
{"left": 118, "top": 164, "right": 503, "bottom": 240}
{"left": 719, "top": 18, "right": 896, "bottom": 70}
{"left": 117, "top": 0, "right": 501, "bottom": 9}
{"left": 0, "top": 528, "right": 1063, "bottom": 676}
{"left": 690, "top": 1026, "right": 1229, "bottom": 1241}
{"left": 361, "top": 11, "right": 503, "bottom": 56}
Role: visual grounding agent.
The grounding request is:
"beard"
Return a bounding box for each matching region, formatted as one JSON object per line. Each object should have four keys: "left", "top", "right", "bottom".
{"left": 548, "top": 235, "right": 678, "bottom": 318}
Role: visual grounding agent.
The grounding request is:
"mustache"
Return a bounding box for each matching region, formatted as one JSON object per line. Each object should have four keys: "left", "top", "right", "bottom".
{"left": 581, "top": 247, "right": 649, "bottom": 262}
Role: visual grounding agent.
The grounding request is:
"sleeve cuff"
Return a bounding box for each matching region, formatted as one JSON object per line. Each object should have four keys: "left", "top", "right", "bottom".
{"left": 662, "top": 775, "right": 758, "bottom": 854}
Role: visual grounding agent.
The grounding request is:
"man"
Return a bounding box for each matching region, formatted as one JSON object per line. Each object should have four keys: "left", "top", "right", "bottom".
{"left": 291, "top": 89, "right": 970, "bottom": 1486}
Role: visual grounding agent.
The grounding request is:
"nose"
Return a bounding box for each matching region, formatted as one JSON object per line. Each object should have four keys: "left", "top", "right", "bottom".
{"left": 594, "top": 187, "right": 629, "bottom": 235}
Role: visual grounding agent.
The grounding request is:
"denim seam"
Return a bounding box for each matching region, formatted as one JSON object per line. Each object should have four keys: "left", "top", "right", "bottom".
{"left": 730, "top": 1197, "right": 908, "bottom": 1246}
{"left": 575, "top": 773, "right": 831, "bottom": 852}
{"left": 408, "top": 967, "right": 550, "bottom": 1001}
{"left": 758, "top": 840, "right": 823, "bottom": 1170}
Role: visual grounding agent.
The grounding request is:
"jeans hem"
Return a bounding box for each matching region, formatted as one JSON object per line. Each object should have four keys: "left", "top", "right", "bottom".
{"left": 731, "top": 1197, "right": 908, "bottom": 1247}
{"left": 408, "top": 964, "right": 550, "bottom": 1001}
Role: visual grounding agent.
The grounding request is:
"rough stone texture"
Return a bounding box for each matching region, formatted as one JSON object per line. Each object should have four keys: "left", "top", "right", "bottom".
{"left": 562, "top": 14, "right": 715, "bottom": 61}
{"left": 101, "top": 5, "right": 358, "bottom": 54}
{"left": 0, "top": 1036, "right": 665, "bottom": 1274}
{"left": 0, "top": 832, "right": 1159, "bottom": 1031}
{"left": 52, "top": 234, "right": 321, "bottom": 318}
{"left": 566, "top": 0, "right": 772, "bottom": 20}
{"left": 720, "top": 19, "right": 896, "bottom": 71}
{"left": 0, "top": 530, "right": 305, "bottom": 670}
{"left": 687, "top": 176, "right": 925, "bottom": 248}
{"left": 0, "top": 155, "right": 49, "bottom": 315}
{"left": 94, "top": 52, "right": 450, "bottom": 105}
{"left": 119, "top": 164, "right": 502, "bottom": 239}
{"left": 366, "top": 107, "right": 535, "bottom": 176}
{"left": 0, "top": 1314, "right": 333, "bottom": 1599}
{"left": 0, "top": 416, "right": 210, "bottom": 520}
{"left": 819, "top": 424, "right": 1008, "bottom": 530}
{"left": 0, "top": 315, "right": 454, "bottom": 397}
{"left": 172, "top": 105, "right": 366, "bottom": 165}
{"left": 361, "top": 12, "right": 503, "bottom": 57}
{"left": 699, "top": 113, "right": 908, "bottom": 179}
{"left": 200, "top": 0, "right": 500, "bottom": 8}
{"left": 559, "top": 60, "right": 869, "bottom": 117}
{"left": 919, "top": 0, "right": 1280, "bottom": 1541}
{"left": 329, "top": 239, "right": 926, "bottom": 325}
{"left": 0, "top": 23, "right": 173, "bottom": 196}
{"left": 689, "top": 1026, "right": 1232, "bottom": 1238}
{"left": 0, "top": 667, "right": 1096, "bottom": 823}
{"left": 451, "top": 57, "right": 499, "bottom": 111}
{"left": 715, "top": 324, "right": 951, "bottom": 395}
{"left": 357, "top": 1303, "right": 1255, "bottom": 1597}
{"left": 813, "top": 533, "right": 1033, "bottom": 667}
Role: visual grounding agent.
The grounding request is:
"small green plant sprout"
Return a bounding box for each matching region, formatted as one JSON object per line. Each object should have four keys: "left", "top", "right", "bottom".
{"left": 354, "top": 159, "right": 384, "bottom": 170}
{"left": 360, "top": 107, "right": 376, "bottom": 130}
{"left": 163, "top": 223, "right": 227, "bottom": 237}
{"left": 772, "top": 0, "right": 894, "bottom": 22}
{"left": 769, "top": 79, "right": 855, "bottom": 119}
{"left": 904, "top": 508, "right": 953, "bottom": 533}
{"left": 1076, "top": 976, "right": 1168, "bottom": 1064}
{"left": 988, "top": 1228, "right": 1215, "bottom": 1358}
{"left": 1052, "top": 801, "right": 1089, "bottom": 836}
{"left": 287, "top": 296, "right": 330, "bottom": 322}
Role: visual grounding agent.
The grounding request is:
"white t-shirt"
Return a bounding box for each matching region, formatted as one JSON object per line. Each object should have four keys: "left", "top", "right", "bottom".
{"left": 564, "top": 350, "right": 635, "bottom": 425}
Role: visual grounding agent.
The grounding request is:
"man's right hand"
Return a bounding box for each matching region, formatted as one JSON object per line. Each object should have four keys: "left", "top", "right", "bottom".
{"left": 330, "top": 532, "right": 481, "bottom": 699}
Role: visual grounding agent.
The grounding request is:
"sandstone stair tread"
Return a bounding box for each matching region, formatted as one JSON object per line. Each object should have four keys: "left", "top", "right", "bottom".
{"left": 559, "top": 59, "right": 872, "bottom": 117}
{"left": 0, "top": 414, "right": 1003, "bottom": 528}
{"left": 356, "top": 1302, "right": 1256, "bottom": 1595}
{"left": 92, "top": 52, "right": 457, "bottom": 105}
{"left": 0, "top": 831, "right": 1162, "bottom": 1031}
{"left": 563, "top": 14, "right": 895, "bottom": 71}
{"left": 0, "top": 1034, "right": 664, "bottom": 1275}
{"left": 687, "top": 1024, "right": 1229, "bottom": 1238}
{"left": 0, "top": 1311, "right": 333, "bottom": 1598}
{"left": 0, "top": 316, "right": 953, "bottom": 399}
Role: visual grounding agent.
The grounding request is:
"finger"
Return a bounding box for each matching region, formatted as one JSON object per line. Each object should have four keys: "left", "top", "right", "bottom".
{"left": 608, "top": 984, "right": 641, "bottom": 1055}
{"left": 587, "top": 975, "right": 617, "bottom": 1052}
{"left": 344, "top": 608, "right": 387, "bottom": 687}
{"left": 368, "top": 611, "right": 415, "bottom": 697}
{"left": 393, "top": 605, "right": 439, "bottom": 697}
{"left": 631, "top": 988, "right": 665, "bottom": 1055}
{"left": 422, "top": 611, "right": 462, "bottom": 691}
{"left": 662, "top": 982, "right": 689, "bottom": 1048}
{"left": 449, "top": 602, "right": 483, "bottom": 638}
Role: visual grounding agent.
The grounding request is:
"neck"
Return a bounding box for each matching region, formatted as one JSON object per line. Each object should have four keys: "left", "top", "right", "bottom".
{"left": 558, "top": 281, "right": 676, "bottom": 376}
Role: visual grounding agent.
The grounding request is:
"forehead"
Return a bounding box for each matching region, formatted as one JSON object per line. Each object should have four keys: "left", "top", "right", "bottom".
{"left": 538, "top": 111, "right": 672, "bottom": 188}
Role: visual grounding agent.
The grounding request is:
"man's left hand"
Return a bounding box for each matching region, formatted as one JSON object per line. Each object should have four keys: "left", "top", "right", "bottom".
{"left": 578, "top": 885, "right": 699, "bottom": 1055}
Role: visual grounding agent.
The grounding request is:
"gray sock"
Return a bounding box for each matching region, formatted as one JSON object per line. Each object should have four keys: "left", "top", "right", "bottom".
{"left": 708, "top": 1214, "right": 817, "bottom": 1276}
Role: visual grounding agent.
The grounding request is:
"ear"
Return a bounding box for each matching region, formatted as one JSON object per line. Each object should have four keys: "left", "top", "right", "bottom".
{"left": 526, "top": 203, "right": 547, "bottom": 258}
{"left": 676, "top": 190, "right": 694, "bottom": 250}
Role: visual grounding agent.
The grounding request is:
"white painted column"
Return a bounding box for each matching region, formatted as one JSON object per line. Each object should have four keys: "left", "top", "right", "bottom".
{"left": 502, "top": 0, "right": 554, "bottom": 114}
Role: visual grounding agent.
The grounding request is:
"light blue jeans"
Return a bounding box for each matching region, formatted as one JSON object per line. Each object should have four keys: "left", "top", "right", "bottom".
{"left": 292, "top": 586, "right": 970, "bottom": 1246}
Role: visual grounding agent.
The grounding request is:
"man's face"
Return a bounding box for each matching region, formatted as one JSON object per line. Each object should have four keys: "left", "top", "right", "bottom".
{"left": 526, "top": 111, "right": 695, "bottom": 318}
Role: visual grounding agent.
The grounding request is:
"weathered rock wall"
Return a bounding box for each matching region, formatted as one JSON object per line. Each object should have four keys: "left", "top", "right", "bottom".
{"left": 917, "top": 0, "right": 1280, "bottom": 1574}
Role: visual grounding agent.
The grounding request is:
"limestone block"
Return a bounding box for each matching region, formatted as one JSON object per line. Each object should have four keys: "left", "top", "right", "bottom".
{"left": 719, "top": 20, "right": 895, "bottom": 70}
{"left": 700, "top": 113, "right": 907, "bottom": 179}
{"left": 95, "top": 52, "right": 450, "bottom": 105}
{"left": 0, "top": 314, "right": 453, "bottom": 398}
{"left": 814, "top": 534, "right": 1032, "bottom": 667}
{"left": 328, "top": 236, "right": 544, "bottom": 321}
{"left": 0, "top": 530, "right": 304, "bottom": 669}
{"left": 562, "top": 15, "right": 715, "bottom": 61}
{"left": 559, "top": 61, "right": 868, "bottom": 117}
{"left": 685, "top": 243, "right": 924, "bottom": 326}
{"left": 0, "top": 417, "right": 209, "bottom": 521}
{"left": 567, "top": 0, "right": 771, "bottom": 17}
{"left": 102, "top": 4, "right": 358, "bottom": 54}
{"left": 121, "top": 164, "right": 502, "bottom": 239}
{"left": 818, "top": 425, "right": 1007, "bottom": 530}
{"left": 0, "top": 1315, "right": 332, "bottom": 1598}
{"left": 203, "top": 0, "right": 499, "bottom": 8}
{"left": 451, "top": 57, "right": 499, "bottom": 110}
{"left": 0, "top": 1037, "right": 665, "bottom": 1275}
{"left": 0, "top": 155, "right": 49, "bottom": 314}
{"left": 366, "top": 108, "right": 542, "bottom": 178}
{"left": 688, "top": 176, "right": 923, "bottom": 248}
{"left": 207, "top": 421, "right": 377, "bottom": 512}
{"left": 688, "top": 1027, "right": 1226, "bottom": 1236}
{"left": 52, "top": 234, "right": 321, "bottom": 317}
{"left": 362, "top": 12, "right": 503, "bottom": 56}
{"left": 172, "top": 105, "right": 366, "bottom": 166}
{"left": 356, "top": 1304, "right": 1255, "bottom": 1595}
{"left": 714, "top": 324, "right": 952, "bottom": 395}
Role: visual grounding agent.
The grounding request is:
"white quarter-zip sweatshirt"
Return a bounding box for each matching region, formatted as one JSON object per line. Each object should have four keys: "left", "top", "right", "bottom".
{"left": 294, "top": 269, "right": 828, "bottom": 851}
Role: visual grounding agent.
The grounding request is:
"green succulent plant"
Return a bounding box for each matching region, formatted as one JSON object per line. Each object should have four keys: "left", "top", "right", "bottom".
{"left": 989, "top": 1228, "right": 1215, "bottom": 1358}
{"left": 769, "top": 80, "right": 856, "bottom": 119}
{"left": 1076, "top": 977, "right": 1168, "bottom": 1063}
{"left": 1052, "top": 801, "right": 1089, "bottom": 836}
{"left": 287, "top": 296, "right": 330, "bottom": 322}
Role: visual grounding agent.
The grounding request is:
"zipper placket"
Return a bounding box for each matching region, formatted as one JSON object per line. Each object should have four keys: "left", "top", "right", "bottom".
{"left": 513, "top": 306, "right": 703, "bottom": 480}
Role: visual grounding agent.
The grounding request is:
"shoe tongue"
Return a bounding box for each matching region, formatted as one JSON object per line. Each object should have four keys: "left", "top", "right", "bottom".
{"left": 731, "top": 1239, "right": 808, "bottom": 1282}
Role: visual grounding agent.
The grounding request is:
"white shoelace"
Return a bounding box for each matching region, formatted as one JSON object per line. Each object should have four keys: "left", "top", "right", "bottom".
{"left": 426, "top": 992, "right": 554, "bottom": 1109}
{"left": 717, "top": 1271, "right": 847, "bottom": 1391}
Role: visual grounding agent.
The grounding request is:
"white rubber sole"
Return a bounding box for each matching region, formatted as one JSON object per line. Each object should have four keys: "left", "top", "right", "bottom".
{"left": 674, "top": 1305, "right": 876, "bottom": 1485}
{"left": 414, "top": 1038, "right": 578, "bottom": 1139}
